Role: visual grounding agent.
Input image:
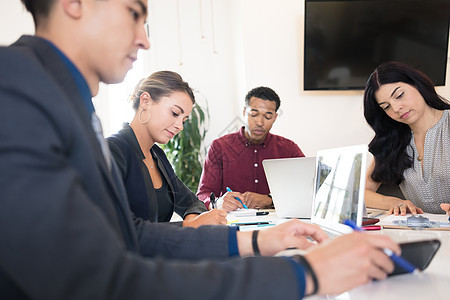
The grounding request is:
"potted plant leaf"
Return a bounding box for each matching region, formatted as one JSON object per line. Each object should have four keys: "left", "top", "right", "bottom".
{"left": 161, "top": 101, "right": 208, "bottom": 192}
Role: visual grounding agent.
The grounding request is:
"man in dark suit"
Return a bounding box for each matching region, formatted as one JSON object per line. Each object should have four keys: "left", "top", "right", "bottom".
{"left": 0, "top": 0, "right": 399, "bottom": 299}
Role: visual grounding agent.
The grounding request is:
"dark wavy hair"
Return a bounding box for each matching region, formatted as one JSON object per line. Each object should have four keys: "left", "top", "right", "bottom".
{"left": 364, "top": 61, "right": 450, "bottom": 185}
{"left": 245, "top": 86, "right": 281, "bottom": 112}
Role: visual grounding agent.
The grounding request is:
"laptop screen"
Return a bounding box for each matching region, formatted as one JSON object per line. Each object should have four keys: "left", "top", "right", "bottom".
{"left": 311, "top": 144, "right": 367, "bottom": 232}
{"left": 262, "top": 157, "right": 316, "bottom": 219}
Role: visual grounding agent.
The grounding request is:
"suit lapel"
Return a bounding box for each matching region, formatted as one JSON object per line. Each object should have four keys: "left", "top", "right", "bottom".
{"left": 15, "top": 36, "right": 139, "bottom": 251}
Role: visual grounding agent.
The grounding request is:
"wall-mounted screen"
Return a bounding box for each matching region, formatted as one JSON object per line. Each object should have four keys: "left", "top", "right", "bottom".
{"left": 304, "top": 0, "right": 450, "bottom": 90}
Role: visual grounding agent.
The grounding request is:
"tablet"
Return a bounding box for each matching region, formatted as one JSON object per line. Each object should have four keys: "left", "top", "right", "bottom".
{"left": 389, "top": 239, "right": 441, "bottom": 276}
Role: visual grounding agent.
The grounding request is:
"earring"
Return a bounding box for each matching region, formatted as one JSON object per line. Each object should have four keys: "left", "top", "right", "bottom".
{"left": 139, "top": 109, "right": 151, "bottom": 124}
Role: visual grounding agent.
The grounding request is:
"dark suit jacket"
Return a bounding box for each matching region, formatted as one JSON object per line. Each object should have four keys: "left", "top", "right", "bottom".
{"left": 108, "top": 123, "right": 207, "bottom": 223}
{"left": 0, "top": 36, "right": 302, "bottom": 300}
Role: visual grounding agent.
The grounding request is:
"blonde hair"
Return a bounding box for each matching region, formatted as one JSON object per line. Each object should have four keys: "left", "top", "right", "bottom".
{"left": 130, "top": 71, "right": 195, "bottom": 111}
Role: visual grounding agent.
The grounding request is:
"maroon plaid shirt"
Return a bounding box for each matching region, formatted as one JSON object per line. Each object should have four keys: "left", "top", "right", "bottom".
{"left": 197, "top": 127, "right": 304, "bottom": 208}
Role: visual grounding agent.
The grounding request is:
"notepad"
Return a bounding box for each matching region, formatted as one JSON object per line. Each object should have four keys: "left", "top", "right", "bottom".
{"left": 228, "top": 208, "right": 259, "bottom": 217}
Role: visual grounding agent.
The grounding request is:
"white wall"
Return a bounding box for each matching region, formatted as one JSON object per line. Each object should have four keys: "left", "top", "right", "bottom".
{"left": 237, "top": 0, "right": 450, "bottom": 156}
{"left": 2, "top": 0, "right": 449, "bottom": 157}
{"left": 0, "top": 2, "right": 34, "bottom": 44}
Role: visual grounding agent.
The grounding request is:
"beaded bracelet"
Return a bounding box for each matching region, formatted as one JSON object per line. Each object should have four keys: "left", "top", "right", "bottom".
{"left": 252, "top": 230, "right": 260, "bottom": 256}
{"left": 294, "top": 255, "right": 319, "bottom": 295}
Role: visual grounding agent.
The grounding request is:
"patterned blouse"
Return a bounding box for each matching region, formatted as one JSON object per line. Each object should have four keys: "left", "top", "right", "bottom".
{"left": 400, "top": 109, "right": 450, "bottom": 214}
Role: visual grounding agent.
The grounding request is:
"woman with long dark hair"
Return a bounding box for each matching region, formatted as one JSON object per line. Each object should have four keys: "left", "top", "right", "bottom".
{"left": 363, "top": 61, "right": 450, "bottom": 215}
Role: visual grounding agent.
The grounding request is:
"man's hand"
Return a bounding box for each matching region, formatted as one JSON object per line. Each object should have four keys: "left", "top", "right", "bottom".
{"left": 216, "top": 191, "right": 246, "bottom": 212}
{"left": 236, "top": 220, "right": 329, "bottom": 257}
{"left": 242, "top": 192, "right": 272, "bottom": 209}
{"left": 304, "top": 232, "right": 399, "bottom": 295}
{"left": 182, "top": 210, "right": 227, "bottom": 228}
{"left": 216, "top": 191, "right": 272, "bottom": 211}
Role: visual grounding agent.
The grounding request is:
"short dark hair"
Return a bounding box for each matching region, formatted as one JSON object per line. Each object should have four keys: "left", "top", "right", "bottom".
{"left": 130, "top": 71, "right": 195, "bottom": 111}
{"left": 245, "top": 86, "right": 281, "bottom": 111}
{"left": 364, "top": 61, "right": 450, "bottom": 185}
{"left": 21, "top": 0, "right": 56, "bottom": 28}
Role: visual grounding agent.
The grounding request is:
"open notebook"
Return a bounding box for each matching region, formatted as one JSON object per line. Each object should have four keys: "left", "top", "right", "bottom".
{"left": 310, "top": 144, "right": 368, "bottom": 236}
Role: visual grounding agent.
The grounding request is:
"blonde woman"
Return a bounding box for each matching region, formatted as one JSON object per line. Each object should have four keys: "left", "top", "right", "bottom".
{"left": 108, "top": 71, "right": 226, "bottom": 227}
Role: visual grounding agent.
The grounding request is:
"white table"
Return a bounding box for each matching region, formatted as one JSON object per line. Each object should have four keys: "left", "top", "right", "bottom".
{"left": 228, "top": 210, "right": 450, "bottom": 300}
{"left": 307, "top": 227, "right": 450, "bottom": 300}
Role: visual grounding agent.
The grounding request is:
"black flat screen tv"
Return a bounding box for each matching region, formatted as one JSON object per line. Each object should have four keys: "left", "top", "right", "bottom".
{"left": 304, "top": 0, "right": 450, "bottom": 90}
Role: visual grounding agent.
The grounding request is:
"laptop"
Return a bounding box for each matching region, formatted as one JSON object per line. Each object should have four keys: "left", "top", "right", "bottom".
{"left": 311, "top": 144, "right": 368, "bottom": 236}
{"left": 262, "top": 157, "right": 316, "bottom": 219}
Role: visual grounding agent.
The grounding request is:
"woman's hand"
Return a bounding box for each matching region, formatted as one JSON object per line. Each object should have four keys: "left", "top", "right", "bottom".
{"left": 182, "top": 209, "right": 227, "bottom": 228}
{"left": 440, "top": 203, "right": 450, "bottom": 214}
{"left": 388, "top": 200, "right": 423, "bottom": 215}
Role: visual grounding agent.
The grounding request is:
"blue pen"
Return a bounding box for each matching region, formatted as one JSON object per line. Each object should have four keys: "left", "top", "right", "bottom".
{"left": 344, "top": 219, "right": 418, "bottom": 274}
{"left": 226, "top": 187, "right": 249, "bottom": 209}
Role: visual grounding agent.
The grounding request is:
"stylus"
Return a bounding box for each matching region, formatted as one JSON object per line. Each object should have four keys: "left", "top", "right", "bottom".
{"left": 344, "top": 219, "right": 418, "bottom": 274}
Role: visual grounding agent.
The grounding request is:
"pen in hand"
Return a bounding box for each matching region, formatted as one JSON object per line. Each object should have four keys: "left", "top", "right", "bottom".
{"left": 225, "top": 187, "right": 249, "bottom": 209}
{"left": 209, "top": 192, "right": 216, "bottom": 209}
{"left": 344, "top": 219, "right": 419, "bottom": 274}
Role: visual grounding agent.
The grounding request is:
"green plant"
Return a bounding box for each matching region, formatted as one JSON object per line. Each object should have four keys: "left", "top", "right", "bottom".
{"left": 162, "top": 102, "right": 208, "bottom": 192}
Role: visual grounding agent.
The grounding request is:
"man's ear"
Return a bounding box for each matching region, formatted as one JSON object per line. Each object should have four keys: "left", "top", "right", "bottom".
{"left": 62, "top": 0, "right": 83, "bottom": 19}
{"left": 274, "top": 112, "right": 278, "bottom": 122}
{"left": 242, "top": 106, "right": 247, "bottom": 117}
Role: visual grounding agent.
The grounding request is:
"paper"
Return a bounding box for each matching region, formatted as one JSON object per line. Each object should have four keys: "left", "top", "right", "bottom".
{"left": 379, "top": 213, "right": 450, "bottom": 229}
{"left": 366, "top": 208, "right": 387, "bottom": 218}
{"left": 226, "top": 209, "right": 276, "bottom": 227}
{"left": 228, "top": 208, "right": 259, "bottom": 217}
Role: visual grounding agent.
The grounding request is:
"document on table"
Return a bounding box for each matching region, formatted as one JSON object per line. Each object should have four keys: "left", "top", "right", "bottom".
{"left": 228, "top": 208, "right": 259, "bottom": 217}
{"left": 379, "top": 213, "right": 450, "bottom": 230}
{"left": 226, "top": 209, "right": 277, "bottom": 230}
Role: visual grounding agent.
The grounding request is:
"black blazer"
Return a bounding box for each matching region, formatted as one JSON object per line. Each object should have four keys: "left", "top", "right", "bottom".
{"left": 108, "top": 123, "right": 207, "bottom": 223}
{"left": 0, "top": 36, "right": 302, "bottom": 300}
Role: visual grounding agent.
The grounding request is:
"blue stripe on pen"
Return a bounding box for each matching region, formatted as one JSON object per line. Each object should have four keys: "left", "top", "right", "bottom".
{"left": 383, "top": 248, "right": 416, "bottom": 273}
{"left": 344, "top": 219, "right": 418, "bottom": 274}
{"left": 226, "top": 187, "right": 249, "bottom": 209}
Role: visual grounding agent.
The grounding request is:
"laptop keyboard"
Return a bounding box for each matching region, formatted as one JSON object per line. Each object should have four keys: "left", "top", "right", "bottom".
{"left": 323, "top": 228, "right": 339, "bottom": 239}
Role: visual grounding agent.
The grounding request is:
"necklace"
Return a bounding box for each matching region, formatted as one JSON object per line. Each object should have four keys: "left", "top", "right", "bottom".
{"left": 416, "top": 109, "right": 437, "bottom": 162}
{"left": 144, "top": 157, "right": 154, "bottom": 169}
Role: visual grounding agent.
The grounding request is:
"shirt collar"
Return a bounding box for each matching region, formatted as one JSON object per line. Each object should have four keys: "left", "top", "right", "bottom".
{"left": 238, "top": 126, "right": 272, "bottom": 147}
{"left": 45, "top": 39, "right": 94, "bottom": 115}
